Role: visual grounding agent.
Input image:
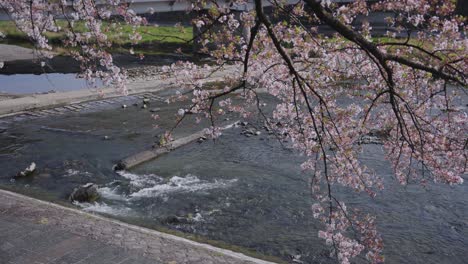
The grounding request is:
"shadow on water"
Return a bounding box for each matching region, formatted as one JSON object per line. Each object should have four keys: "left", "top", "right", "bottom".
{"left": 0, "top": 52, "right": 195, "bottom": 95}
{"left": 0, "top": 53, "right": 194, "bottom": 75}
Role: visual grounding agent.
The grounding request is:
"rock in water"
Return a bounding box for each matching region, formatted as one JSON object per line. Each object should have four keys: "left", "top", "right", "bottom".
{"left": 15, "top": 162, "right": 36, "bottom": 178}
{"left": 162, "top": 215, "right": 189, "bottom": 225}
{"left": 69, "top": 183, "right": 100, "bottom": 202}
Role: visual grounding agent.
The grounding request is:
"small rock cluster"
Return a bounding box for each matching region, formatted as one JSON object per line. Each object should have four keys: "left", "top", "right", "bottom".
{"left": 123, "top": 96, "right": 157, "bottom": 111}
{"left": 237, "top": 121, "right": 270, "bottom": 138}
{"left": 240, "top": 128, "right": 261, "bottom": 137}
{"left": 12, "top": 162, "right": 100, "bottom": 203}
{"left": 126, "top": 66, "right": 163, "bottom": 81}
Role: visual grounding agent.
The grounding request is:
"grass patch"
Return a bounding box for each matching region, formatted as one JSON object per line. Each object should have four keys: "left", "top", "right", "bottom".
{"left": 0, "top": 20, "right": 193, "bottom": 55}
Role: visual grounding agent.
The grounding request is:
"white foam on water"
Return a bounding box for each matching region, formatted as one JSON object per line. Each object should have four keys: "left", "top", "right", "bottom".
{"left": 193, "top": 212, "right": 204, "bottom": 222}
{"left": 64, "top": 169, "right": 91, "bottom": 177}
{"left": 97, "top": 186, "right": 129, "bottom": 201}
{"left": 129, "top": 174, "right": 238, "bottom": 198}
{"left": 64, "top": 169, "right": 80, "bottom": 176}
{"left": 74, "top": 201, "right": 132, "bottom": 216}
{"left": 116, "top": 170, "right": 163, "bottom": 188}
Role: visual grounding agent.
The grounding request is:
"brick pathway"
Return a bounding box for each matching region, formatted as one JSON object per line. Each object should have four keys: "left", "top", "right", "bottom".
{"left": 0, "top": 190, "right": 276, "bottom": 264}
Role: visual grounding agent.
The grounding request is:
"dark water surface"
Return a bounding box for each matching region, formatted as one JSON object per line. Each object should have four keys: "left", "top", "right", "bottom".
{"left": 0, "top": 93, "right": 466, "bottom": 264}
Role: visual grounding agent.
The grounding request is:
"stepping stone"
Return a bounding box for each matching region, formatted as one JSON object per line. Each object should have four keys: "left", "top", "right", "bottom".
{"left": 69, "top": 105, "right": 84, "bottom": 109}
{"left": 41, "top": 110, "right": 59, "bottom": 115}
{"left": 66, "top": 106, "right": 81, "bottom": 111}
{"left": 63, "top": 106, "right": 77, "bottom": 111}
{"left": 37, "top": 110, "right": 51, "bottom": 116}
{"left": 25, "top": 112, "right": 44, "bottom": 117}
{"left": 50, "top": 109, "right": 66, "bottom": 114}
{"left": 79, "top": 103, "right": 94, "bottom": 108}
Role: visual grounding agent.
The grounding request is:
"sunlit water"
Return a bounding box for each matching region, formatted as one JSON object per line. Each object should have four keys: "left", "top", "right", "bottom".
{"left": 0, "top": 94, "right": 466, "bottom": 263}
{"left": 0, "top": 73, "right": 100, "bottom": 94}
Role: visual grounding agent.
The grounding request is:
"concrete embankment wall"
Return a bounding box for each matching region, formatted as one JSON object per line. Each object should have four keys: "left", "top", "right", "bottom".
{"left": 0, "top": 189, "right": 278, "bottom": 264}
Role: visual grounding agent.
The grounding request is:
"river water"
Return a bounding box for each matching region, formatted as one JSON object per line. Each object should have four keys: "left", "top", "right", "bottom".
{"left": 0, "top": 92, "right": 466, "bottom": 263}
{"left": 0, "top": 73, "right": 100, "bottom": 94}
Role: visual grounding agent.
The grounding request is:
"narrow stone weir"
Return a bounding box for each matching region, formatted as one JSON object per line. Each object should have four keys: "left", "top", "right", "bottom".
{"left": 116, "top": 121, "right": 239, "bottom": 170}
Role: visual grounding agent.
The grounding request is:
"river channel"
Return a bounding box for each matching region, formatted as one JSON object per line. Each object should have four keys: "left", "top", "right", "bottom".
{"left": 0, "top": 90, "right": 466, "bottom": 264}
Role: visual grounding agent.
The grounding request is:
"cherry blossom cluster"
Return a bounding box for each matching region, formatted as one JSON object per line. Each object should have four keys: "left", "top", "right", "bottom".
{"left": 0, "top": 0, "right": 146, "bottom": 92}
{"left": 162, "top": 0, "right": 466, "bottom": 262}
{"left": 3, "top": 0, "right": 466, "bottom": 263}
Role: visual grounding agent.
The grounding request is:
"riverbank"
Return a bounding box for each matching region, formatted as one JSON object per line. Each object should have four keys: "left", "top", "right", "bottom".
{"left": 0, "top": 62, "right": 236, "bottom": 117}
{"left": 0, "top": 189, "right": 277, "bottom": 264}
{"left": 0, "top": 43, "right": 194, "bottom": 75}
{"left": 0, "top": 21, "right": 193, "bottom": 56}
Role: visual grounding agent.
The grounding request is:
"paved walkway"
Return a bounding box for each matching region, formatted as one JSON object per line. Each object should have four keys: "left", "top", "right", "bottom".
{"left": 0, "top": 190, "right": 276, "bottom": 264}
{"left": 0, "top": 44, "right": 55, "bottom": 62}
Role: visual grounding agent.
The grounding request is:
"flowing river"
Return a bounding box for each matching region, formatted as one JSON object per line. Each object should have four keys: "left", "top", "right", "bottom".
{"left": 0, "top": 91, "right": 466, "bottom": 264}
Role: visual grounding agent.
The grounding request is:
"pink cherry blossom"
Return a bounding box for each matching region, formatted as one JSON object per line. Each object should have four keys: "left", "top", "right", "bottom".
{"left": 2, "top": 0, "right": 466, "bottom": 263}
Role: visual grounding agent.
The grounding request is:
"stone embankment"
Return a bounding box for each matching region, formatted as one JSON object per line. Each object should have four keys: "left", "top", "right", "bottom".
{"left": 0, "top": 189, "right": 277, "bottom": 264}
{"left": 0, "top": 64, "right": 237, "bottom": 117}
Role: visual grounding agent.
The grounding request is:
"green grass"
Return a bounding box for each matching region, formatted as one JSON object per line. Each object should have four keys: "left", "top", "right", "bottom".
{"left": 0, "top": 20, "right": 193, "bottom": 55}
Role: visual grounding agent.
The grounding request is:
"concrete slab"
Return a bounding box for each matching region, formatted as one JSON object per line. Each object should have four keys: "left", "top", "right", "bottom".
{"left": 0, "top": 190, "right": 276, "bottom": 264}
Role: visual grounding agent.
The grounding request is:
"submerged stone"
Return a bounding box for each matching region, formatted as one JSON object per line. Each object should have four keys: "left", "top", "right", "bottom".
{"left": 162, "top": 215, "right": 189, "bottom": 225}
{"left": 15, "top": 162, "right": 36, "bottom": 178}
{"left": 69, "top": 183, "right": 100, "bottom": 203}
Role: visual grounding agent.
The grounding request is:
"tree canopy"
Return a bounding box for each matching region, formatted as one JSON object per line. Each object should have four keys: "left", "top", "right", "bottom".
{"left": 0, "top": 1, "right": 466, "bottom": 263}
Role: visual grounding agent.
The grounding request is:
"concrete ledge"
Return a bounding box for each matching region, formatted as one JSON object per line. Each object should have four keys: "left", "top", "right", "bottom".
{"left": 117, "top": 122, "right": 239, "bottom": 170}
{"left": 0, "top": 65, "right": 238, "bottom": 117}
{"left": 0, "top": 80, "right": 169, "bottom": 117}
{"left": 0, "top": 189, "right": 277, "bottom": 264}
